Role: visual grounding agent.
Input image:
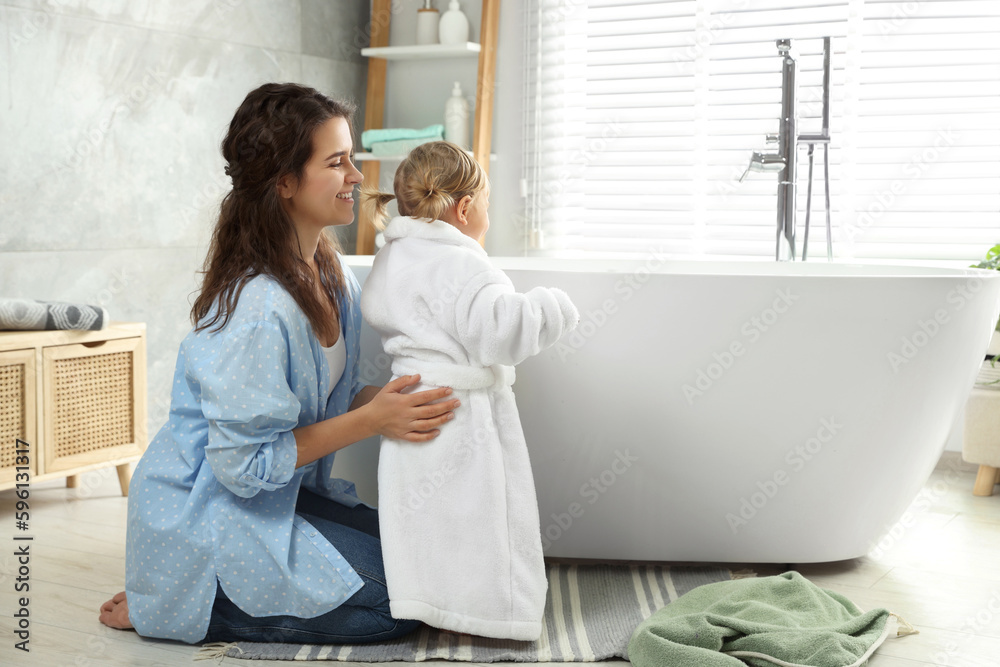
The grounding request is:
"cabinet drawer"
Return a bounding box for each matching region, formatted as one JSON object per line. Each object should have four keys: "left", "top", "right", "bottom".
{"left": 42, "top": 337, "right": 147, "bottom": 474}
{"left": 0, "top": 349, "right": 38, "bottom": 484}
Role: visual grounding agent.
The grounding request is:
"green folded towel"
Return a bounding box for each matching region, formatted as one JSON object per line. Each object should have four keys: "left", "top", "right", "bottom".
{"left": 628, "top": 571, "right": 893, "bottom": 667}
{"left": 369, "top": 137, "right": 440, "bottom": 157}
{"left": 361, "top": 124, "right": 444, "bottom": 150}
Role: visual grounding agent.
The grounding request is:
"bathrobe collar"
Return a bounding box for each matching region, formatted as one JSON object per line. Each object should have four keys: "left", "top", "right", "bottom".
{"left": 383, "top": 216, "right": 487, "bottom": 256}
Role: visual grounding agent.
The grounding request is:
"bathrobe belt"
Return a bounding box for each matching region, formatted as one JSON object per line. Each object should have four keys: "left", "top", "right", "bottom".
{"left": 391, "top": 359, "right": 515, "bottom": 391}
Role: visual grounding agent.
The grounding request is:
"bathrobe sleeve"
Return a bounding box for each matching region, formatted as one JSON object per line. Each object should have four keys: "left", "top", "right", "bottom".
{"left": 200, "top": 320, "right": 301, "bottom": 498}
{"left": 453, "top": 267, "right": 580, "bottom": 367}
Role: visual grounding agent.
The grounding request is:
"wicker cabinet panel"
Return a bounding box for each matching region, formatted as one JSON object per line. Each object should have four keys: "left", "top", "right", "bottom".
{"left": 42, "top": 337, "right": 146, "bottom": 474}
{"left": 0, "top": 348, "right": 37, "bottom": 485}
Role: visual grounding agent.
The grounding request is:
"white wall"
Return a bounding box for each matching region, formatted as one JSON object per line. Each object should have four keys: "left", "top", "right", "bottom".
{"left": 0, "top": 0, "right": 370, "bottom": 435}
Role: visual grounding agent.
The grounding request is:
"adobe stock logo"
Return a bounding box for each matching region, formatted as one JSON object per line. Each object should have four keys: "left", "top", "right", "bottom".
{"left": 725, "top": 417, "right": 842, "bottom": 534}
{"left": 540, "top": 449, "right": 639, "bottom": 551}
{"left": 683, "top": 288, "right": 800, "bottom": 404}
{"left": 887, "top": 276, "right": 985, "bottom": 373}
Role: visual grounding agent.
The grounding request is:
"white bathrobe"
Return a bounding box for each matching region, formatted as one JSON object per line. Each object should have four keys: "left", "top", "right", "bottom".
{"left": 360, "top": 216, "right": 579, "bottom": 641}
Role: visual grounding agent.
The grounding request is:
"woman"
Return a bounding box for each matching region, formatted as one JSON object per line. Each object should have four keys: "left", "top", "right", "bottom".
{"left": 99, "top": 83, "right": 460, "bottom": 644}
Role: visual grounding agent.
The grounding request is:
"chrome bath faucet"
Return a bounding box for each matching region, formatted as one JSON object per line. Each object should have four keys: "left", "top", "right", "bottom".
{"left": 741, "top": 37, "right": 832, "bottom": 261}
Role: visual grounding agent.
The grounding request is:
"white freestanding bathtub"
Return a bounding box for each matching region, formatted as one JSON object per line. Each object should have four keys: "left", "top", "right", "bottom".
{"left": 342, "top": 255, "right": 1000, "bottom": 563}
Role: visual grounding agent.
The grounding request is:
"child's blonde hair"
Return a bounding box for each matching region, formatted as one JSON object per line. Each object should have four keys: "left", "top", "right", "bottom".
{"left": 361, "top": 141, "right": 489, "bottom": 230}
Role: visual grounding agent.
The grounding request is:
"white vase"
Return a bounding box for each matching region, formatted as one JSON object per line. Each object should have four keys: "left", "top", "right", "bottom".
{"left": 444, "top": 81, "right": 469, "bottom": 149}
{"left": 438, "top": 0, "right": 469, "bottom": 45}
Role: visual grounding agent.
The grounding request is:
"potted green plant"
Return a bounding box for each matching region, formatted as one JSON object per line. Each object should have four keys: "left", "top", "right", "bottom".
{"left": 972, "top": 243, "right": 1000, "bottom": 271}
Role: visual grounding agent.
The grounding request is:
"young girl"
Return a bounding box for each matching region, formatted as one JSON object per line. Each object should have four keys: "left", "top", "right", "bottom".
{"left": 360, "top": 141, "right": 580, "bottom": 640}
{"left": 98, "top": 83, "right": 461, "bottom": 645}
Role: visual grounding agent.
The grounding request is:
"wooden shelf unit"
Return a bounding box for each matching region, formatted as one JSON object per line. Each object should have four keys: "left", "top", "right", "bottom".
{"left": 355, "top": 0, "right": 500, "bottom": 255}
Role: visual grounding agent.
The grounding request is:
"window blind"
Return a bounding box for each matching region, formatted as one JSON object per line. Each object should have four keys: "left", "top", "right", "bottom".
{"left": 521, "top": 0, "right": 1000, "bottom": 263}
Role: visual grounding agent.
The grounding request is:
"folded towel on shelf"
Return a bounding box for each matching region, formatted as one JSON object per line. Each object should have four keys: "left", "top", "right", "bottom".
{"left": 0, "top": 298, "right": 109, "bottom": 331}
{"left": 361, "top": 124, "right": 444, "bottom": 150}
{"left": 369, "top": 137, "right": 440, "bottom": 157}
{"left": 628, "top": 571, "right": 897, "bottom": 667}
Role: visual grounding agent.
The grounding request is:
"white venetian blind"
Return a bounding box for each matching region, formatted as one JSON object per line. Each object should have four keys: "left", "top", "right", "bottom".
{"left": 521, "top": 0, "right": 1000, "bottom": 263}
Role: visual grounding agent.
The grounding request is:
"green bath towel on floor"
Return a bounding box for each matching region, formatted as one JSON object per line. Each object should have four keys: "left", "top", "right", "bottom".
{"left": 627, "top": 571, "right": 892, "bottom": 667}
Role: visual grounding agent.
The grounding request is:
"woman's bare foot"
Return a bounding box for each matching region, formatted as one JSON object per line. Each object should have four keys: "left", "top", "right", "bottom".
{"left": 99, "top": 591, "right": 134, "bottom": 630}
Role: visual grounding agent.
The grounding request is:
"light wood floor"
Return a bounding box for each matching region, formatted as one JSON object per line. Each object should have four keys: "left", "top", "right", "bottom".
{"left": 2, "top": 453, "right": 1000, "bottom": 666}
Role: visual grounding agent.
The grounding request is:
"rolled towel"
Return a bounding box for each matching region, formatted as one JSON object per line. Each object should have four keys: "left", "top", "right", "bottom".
{"left": 361, "top": 124, "right": 444, "bottom": 150}
{"left": 0, "top": 298, "right": 109, "bottom": 331}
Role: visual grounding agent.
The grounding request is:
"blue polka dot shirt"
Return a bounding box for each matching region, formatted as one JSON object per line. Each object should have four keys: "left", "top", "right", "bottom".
{"left": 125, "top": 262, "right": 368, "bottom": 643}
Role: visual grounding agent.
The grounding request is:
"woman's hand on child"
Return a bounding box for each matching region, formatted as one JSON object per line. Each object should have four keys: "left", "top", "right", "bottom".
{"left": 366, "top": 375, "right": 460, "bottom": 441}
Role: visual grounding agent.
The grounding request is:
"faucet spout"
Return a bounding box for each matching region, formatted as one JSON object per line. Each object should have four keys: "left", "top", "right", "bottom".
{"left": 739, "top": 151, "right": 785, "bottom": 183}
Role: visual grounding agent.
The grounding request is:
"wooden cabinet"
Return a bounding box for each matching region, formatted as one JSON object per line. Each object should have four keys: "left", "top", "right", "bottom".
{"left": 355, "top": 0, "right": 499, "bottom": 254}
{"left": 0, "top": 322, "right": 147, "bottom": 495}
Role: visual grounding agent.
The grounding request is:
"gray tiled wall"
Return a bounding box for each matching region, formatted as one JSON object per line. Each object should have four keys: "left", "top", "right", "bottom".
{"left": 0, "top": 0, "right": 370, "bottom": 436}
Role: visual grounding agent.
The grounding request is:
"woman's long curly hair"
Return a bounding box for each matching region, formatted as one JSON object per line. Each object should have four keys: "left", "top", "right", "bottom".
{"left": 191, "top": 82, "right": 355, "bottom": 344}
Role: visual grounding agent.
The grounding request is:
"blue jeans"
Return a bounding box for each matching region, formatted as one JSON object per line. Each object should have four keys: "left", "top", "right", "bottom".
{"left": 203, "top": 488, "right": 421, "bottom": 645}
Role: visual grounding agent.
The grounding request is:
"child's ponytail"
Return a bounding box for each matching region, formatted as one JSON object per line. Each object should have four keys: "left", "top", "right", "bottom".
{"left": 360, "top": 186, "right": 396, "bottom": 230}
{"left": 405, "top": 170, "right": 458, "bottom": 223}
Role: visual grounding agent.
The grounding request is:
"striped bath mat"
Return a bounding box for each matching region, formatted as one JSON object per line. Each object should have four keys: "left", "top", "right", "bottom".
{"left": 197, "top": 563, "right": 735, "bottom": 662}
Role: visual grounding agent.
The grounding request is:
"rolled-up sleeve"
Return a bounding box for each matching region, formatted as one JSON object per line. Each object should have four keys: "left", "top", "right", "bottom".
{"left": 200, "top": 321, "right": 302, "bottom": 498}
